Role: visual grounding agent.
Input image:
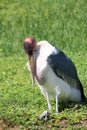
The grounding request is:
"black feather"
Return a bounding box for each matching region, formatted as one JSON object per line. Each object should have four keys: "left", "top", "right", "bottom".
{"left": 47, "top": 47, "right": 85, "bottom": 100}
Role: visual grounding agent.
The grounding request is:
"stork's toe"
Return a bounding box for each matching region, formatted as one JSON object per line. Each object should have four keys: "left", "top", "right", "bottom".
{"left": 38, "top": 111, "right": 51, "bottom": 121}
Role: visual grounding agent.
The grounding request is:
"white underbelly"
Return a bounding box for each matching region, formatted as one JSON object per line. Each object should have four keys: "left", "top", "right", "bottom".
{"left": 37, "top": 66, "right": 81, "bottom": 102}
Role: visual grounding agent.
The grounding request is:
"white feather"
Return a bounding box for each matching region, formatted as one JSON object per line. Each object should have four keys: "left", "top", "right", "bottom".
{"left": 27, "top": 40, "right": 81, "bottom": 113}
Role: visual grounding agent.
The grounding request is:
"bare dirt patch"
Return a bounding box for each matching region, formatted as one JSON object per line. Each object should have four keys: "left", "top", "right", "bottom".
{"left": 0, "top": 118, "right": 87, "bottom": 129}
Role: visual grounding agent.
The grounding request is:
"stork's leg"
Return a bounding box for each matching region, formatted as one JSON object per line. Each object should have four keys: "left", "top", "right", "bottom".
{"left": 38, "top": 92, "right": 51, "bottom": 121}
{"left": 46, "top": 92, "right": 51, "bottom": 111}
{"left": 56, "top": 94, "right": 58, "bottom": 113}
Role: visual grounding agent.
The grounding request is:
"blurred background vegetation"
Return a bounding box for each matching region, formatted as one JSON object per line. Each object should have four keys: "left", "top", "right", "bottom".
{"left": 0, "top": 0, "right": 87, "bottom": 129}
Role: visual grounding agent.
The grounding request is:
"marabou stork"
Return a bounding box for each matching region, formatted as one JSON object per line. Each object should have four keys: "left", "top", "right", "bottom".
{"left": 23, "top": 37, "right": 85, "bottom": 120}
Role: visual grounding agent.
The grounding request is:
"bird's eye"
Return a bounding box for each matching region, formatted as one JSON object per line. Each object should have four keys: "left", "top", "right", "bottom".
{"left": 28, "top": 50, "right": 33, "bottom": 56}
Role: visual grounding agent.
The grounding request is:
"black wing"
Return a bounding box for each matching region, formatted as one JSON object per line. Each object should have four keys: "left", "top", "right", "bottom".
{"left": 47, "top": 48, "right": 78, "bottom": 82}
{"left": 47, "top": 47, "right": 85, "bottom": 99}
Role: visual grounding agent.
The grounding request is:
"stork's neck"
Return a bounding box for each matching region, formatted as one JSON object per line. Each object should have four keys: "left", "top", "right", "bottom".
{"left": 34, "top": 43, "right": 47, "bottom": 85}
{"left": 37, "top": 40, "right": 48, "bottom": 46}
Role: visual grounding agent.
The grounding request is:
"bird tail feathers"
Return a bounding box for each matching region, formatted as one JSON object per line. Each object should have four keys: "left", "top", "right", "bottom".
{"left": 77, "top": 79, "right": 85, "bottom": 100}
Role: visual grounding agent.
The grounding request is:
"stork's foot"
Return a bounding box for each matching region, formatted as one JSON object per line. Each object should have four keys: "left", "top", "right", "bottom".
{"left": 38, "top": 111, "right": 51, "bottom": 121}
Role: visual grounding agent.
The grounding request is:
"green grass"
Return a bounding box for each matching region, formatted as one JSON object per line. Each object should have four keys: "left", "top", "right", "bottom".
{"left": 0, "top": 0, "right": 87, "bottom": 129}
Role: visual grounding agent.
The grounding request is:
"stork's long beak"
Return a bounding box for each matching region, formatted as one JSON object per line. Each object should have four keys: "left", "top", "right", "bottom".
{"left": 28, "top": 55, "right": 36, "bottom": 86}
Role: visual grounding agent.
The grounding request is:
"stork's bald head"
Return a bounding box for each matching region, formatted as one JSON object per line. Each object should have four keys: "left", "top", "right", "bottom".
{"left": 24, "top": 37, "right": 36, "bottom": 56}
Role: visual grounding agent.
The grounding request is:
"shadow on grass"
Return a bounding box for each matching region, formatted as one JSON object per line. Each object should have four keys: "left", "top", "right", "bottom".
{"left": 59, "top": 97, "right": 87, "bottom": 112}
